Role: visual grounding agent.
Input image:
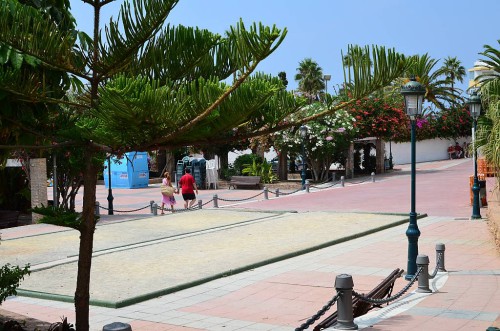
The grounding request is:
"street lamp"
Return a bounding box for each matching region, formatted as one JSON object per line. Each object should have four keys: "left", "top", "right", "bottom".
{"left": 401, "top": 77, "right": 425, "bottom": 280}
{"left": 299, "top": 125, "right": 308, "bottom": 188}
{"left": 106, "top": 156, "right": 114, "bottom": 215}
{"left": 323, "top": 75, "right": 332, "bottom": 103}
{"left": 324, "top": 74, "right": 331, "bottom": 95}
{"left": 468, "top": 92, "right": 482, "bottom": 219}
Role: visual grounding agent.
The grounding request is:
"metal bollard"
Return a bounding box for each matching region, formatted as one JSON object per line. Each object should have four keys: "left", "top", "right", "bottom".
{"left": 371, "top": 172, "right": 375, "bottom": 182}
{"left": 102, "top": 322, "right": 132, "bottom": 331}
{"left": 150, "top": 200, "right": 155, "bottom": 214}
{"left": 264, "top": 187, "right": 269, "bottom": 200}
{"left": 416, "top": 254, "right": 432, "bottom": 293}
{"left": 198, "top": 200, "right": 202, "bottom": 209}
{"left": 152, "top": 203, "right": 158, "bottom": 216}
{"left": 436, "top": 243, "right": 446, "bottom": 272}
{"left": 276, "top": 188, "right": 280, "bottom": 197}
{"left": 341, "top": 176, "right": 345, "bottom": 187}
{"left": 305, "top": 180, "right": 310, "bottom": 193}
{"left": 334, "top": 274, "right": 358, "bottom": 330}
{"left": 95, "top": 201, "right": 100, "bottom": 216}
{"left": 213, "top": 194, "right": 218, "bottom": 208}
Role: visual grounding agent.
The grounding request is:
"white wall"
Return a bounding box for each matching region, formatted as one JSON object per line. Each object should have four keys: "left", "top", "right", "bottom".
{"left": 228, "top": 147, "right": 278, "bottom": 164}
{"left": 385, "top": 138, "right": 471, "bottom": 165}
{"left": 226, "top": 138, "right": 472, "bottom": 167}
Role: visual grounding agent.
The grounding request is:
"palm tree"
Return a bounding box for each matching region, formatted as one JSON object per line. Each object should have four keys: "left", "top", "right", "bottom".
{"left": 441, "top": 56, "right": 466, "bottom": 92}
{"left": 295, "top": 58, "right": 325, "bottom": 103}
{"left": 476, "top": 40, "right": 500, "bottom": 180}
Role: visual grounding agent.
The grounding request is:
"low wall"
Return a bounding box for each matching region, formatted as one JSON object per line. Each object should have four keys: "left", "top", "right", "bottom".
{"left": 487, "top": 183, "right": 500, "bottom": 251}
{"left": 385, "top": 138, "right": 471, "bottom": 165}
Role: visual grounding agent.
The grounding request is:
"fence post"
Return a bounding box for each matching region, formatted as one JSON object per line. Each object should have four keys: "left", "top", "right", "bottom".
{"left": 436, "top": 243, "right": 446, "bottom": 272}
{"left": 152, "top": 203, "right": 158, "bottom": 216}
{"left": 198, "top": 200, "right": 202, "bottom": 209}
{"left": 213, "top": 194, "right": 218, "bottom": 208}
{"left": 94, "top": 201, "right": 100, "bottom": 216}
{"left": 150, "top": 200, "right": 154, "bottom": 214}
{"left": 371, "top": 172, "right": 375, "bottom": 182}
{"left": 416, "top": 254, "right": 432, "bottom": 293}
{"left": 334, "top": 274, "right": 357, "bottom": 330}
{"left": 276, "top": 188, "right": 280, "bottom": 197}
{"left": 264, "top": 187, "right": 269, "bottom": 200}
{"left": 305, "top": 180, "right": 310, "bottom": 193}
{"left": 341, "top": 176, "right": 345, "bottom": 187}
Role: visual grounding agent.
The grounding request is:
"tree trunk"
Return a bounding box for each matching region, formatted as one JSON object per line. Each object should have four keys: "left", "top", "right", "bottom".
{"left": 165, "top": 150, "right": 176, "bottom": 181}
{"left": 278, "top": 150, "right": 288, "bottom": 181}
{"left": 74, "top": 149, "right": 98, "bottom": 331}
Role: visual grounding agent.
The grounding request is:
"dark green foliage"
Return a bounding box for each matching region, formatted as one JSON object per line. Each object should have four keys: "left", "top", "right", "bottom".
{"left": 0, "top": 263, "right": 30, "bottom": 304}
{"left": 31, "top": 205, "right": 87, "bottom": 231}
{"left": 232, "top": 153, "right": 263, "bottom": 175}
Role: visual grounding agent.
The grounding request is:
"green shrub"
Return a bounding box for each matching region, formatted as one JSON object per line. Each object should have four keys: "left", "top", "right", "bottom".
{"left": 233, "top": 154, "right": 263, "bottom": 175}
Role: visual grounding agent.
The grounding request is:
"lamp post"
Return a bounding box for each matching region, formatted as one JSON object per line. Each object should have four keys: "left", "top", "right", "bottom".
{"left": 401, "top": 77, "right": 425, "bottom": 280}
{"left": 468, "top": 92, "right": 482, "bottom": 219}
{"left": 106, "top": 156, "right": 114, "bottom": 215}
{"left": 299, "top": 125, "right": 308, "bottom": 188}
{"left": 324, "top": 74, "right": 331, "bottom": 96}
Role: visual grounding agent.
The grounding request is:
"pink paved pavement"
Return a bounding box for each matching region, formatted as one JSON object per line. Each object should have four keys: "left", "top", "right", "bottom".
{"left": 1, "top": 158, "right": 499, "bottom": 330}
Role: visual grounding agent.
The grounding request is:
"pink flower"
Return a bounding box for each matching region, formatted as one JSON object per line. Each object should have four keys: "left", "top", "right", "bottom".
{"left": 326, "top": 136, "right": 333, "bottom": 141}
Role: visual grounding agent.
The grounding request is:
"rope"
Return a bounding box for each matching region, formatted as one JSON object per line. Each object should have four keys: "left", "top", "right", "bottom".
{"left": 98, "top": 204, "right": 151, "bottom": 213}
{"left": 352, "top": 267, "right": 422, "bottom": 305}
{"left": 218, "top": 191, "right": 264, "bottom": 202}
{"left": 429, "top": 252, "right": 443, "bottom": 279}
{"left": 294, "top": 293, "right": 339, "bottom": 331}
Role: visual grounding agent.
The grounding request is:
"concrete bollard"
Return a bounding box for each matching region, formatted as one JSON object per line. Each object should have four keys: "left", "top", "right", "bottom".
{"left": 264, "top": 187, "right": 269, "bottom": 200}
{"left": 276, "top": 188, "right": 280, "bottom": 197}
{"left": 305, "top": 180, "right": 310, "bottom": 193}
{"left": 341, "top": 176, "right": 345, "bottom": 187}
{"left": 371, "top": 172, "right": 375, "bottom": 182}
{"left": 152, "top": 203, "right": 158, "bottom": 216}
{"left": 150, "top": 200, "right": 155, "bottom": 214}
{"left": 416, "top": 254, "right": 432, "bottom": 293}
{"left": 213, "top": 194, "right": 218, "bottom": 208}
{"left": 198, "top": 200, "right": 202, "bottom": 209}
{"left": 334, "top": 274, "right": 358, "bottom": 330}
{"left": 102, "top": 322, "right": 132, "bottom": 331}
{"left": 436, "top": 243, "right": 446, "bottom": 272}
{"left": 94, "top": 201, "right": 100, "bottom": 216}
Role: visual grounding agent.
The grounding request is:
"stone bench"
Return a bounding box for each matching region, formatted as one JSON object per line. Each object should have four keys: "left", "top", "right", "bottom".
{"left": 228, "top": 176, "right": 261, "bottom": 189}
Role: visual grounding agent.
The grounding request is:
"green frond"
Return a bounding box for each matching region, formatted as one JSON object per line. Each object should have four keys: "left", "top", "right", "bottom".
{"left": 98, "top": 0, "right": 179, "bottom": 76}
{"left": 131, "top": 24, "right": 223, "bottom": 82}
{"left": 342, "top": 45, "right": 408, "bottom": 99}
{"left": 0, "top": 0, "right": 79, "bottom": 75}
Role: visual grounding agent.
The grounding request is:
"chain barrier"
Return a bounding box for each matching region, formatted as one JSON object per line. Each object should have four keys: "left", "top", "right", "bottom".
{"left": 217, "top": 191, "right": 264, "bottom": 202}
{"left": 276, "top": 187, "right": 303, "bottom": 196}
{"left": 202, "top": 199, "right": 214, "bottom": 207}
{"left": 98, "top": 204, "right": 151, "bottom": 213}
{"left": 429, "top": 251, "right": 443, "bottom": 279}
{"left": 352, "top": 267, "right": 422, "bottom": 305}
{"left": 294, "top": 293, "right": 340, "bottom": 331}
{"left": 309, "top": 181, "right": 340, "bottom": 190}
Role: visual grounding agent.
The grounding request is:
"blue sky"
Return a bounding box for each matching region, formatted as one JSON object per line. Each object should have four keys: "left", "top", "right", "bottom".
{"left": 70, "top": 0, "right": 499, "bottom": 95}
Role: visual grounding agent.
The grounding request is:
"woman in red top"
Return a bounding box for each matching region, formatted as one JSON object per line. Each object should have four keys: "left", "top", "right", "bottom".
{"left": 178, "top": 168, "right": 198, "bottom": 208}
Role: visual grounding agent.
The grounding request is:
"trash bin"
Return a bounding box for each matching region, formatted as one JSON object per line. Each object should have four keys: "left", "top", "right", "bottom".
{"left": 469, "top": 174, "right": 487, "bottom": 206}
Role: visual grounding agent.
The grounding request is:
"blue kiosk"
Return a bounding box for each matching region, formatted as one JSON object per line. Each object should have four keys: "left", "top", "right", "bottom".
{"left": 104, "top": 152, "right": 149, "bottom": 189}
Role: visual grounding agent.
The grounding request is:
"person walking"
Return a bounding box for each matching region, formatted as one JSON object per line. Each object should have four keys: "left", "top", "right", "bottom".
{"left": 160, "top": 171, "right": 177, "bottom": 214}
{"left": 178, "top": 168, "right": 198, "bottom": 209}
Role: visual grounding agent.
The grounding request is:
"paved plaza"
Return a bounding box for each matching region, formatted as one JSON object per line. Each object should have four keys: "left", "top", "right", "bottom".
{"left": 1, "top": 158, "right": 499, "bottom": 330}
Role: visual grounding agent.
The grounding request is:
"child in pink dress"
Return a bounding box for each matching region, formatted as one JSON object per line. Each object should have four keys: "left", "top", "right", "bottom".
{"left": 161, "top": 171, "right": 177, "bottom": 214}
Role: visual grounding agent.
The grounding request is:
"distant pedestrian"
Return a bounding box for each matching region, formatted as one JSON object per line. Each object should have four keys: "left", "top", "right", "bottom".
{"left": 463, "top": 142, "right": 469, "bottom": 158}
{"left": 161, "top": 171, "right": 177, "bottom": 214}
{"left": 178, "top": 168, "right": 198, "bottom": 209}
